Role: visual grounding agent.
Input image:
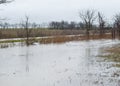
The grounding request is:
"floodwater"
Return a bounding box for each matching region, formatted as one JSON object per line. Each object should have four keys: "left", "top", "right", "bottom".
{"left": 0, "top": 40, "right": 120, "bottom": 86}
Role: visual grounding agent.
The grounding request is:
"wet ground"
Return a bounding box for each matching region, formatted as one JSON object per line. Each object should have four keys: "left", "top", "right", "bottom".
{"left": 0, "top": 39, "right": 120, "bottom": 86}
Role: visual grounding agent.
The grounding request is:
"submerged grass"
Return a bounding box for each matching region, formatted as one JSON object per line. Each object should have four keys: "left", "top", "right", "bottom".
{"left": 0, "top": 39, "right": 25, "bottom": 43}
{"left": 39, "top": 36, "right": 81, "bottom": 44}
{"left": 101, "top": 54, "right": 120, "bottom": 62}
{"left": 112, "top": 63, "right": 120, "bottom": 67}
{"left": 100, "top": 44, "right": 120, "bottom": 67}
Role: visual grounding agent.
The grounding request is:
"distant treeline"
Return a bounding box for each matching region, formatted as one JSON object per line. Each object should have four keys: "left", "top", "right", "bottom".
{"left": 0, "top": 21, "right": 112, "bottom": 30}
{"left": 0, "top": 22, "right": 48, "bottom": 29}
{"left": 49, "top": 21, "right": 95, "bottom": 29}
{"left": 0, "top": 21, "right": 87, "bottom": 29}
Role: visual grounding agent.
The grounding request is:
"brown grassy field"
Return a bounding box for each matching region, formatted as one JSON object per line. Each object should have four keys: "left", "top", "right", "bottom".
{"left": 100, "top": 44, "right": 120, "bottom": 63}
{"left": 0, "top": 29, "right": 86, "bottom": 39}
{"left": 38, "top": 33, "right": 112, "bottom": 44}
{"left": 0, "top": 28, "right": 116, "bottom": 44}
{"left": 106, "top": 45, "right": 120, "bottom": 54}
{"left": 0, "top": 28, "right": 112, "bottom": 39}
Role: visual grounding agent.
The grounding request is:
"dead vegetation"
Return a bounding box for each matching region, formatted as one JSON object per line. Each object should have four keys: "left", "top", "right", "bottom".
{"left": 0, "top": 29, "right": 85, "bottom": 39}
{"left": 38, "top": 33, "right": 112, "bottom": 44}
{"left": 100, "top": 44, "right": 120, "bottom": 63}
{"left": 0, "top": 28, "right": 116, "bottom": 45}
{"left": 105, "top": 45, "right": 120, "bottom": 54}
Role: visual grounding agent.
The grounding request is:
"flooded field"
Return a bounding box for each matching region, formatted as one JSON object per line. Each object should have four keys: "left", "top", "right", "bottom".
{"left": 0, "top": 39, "right": 120, "bottom": 86}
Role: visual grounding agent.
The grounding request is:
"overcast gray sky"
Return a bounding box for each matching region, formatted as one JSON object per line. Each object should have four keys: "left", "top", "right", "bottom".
{"left": 0, "top": 0, "right": 120, "bottom": 23}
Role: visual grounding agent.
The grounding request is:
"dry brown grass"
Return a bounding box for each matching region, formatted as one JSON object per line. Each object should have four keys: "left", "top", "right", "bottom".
{"left": 0, "top": 29, "right": 112, "bottom": 39}
{"left": 38, "top": 34, "right": 112, "bottom": 44}
{"left": 39, "top": 36, "right": 79, "bottom": 44}
{"left": 106, "top": 45, "right": 120, "bottom": 54}
{"left": 100, "top": 43, "right": 120, "bottom": 63}
{"left": 0, "top": 29, "right": 85, "bottom": 39}
{"left": 0, "top": 28, "right": 114, "bottom": 45}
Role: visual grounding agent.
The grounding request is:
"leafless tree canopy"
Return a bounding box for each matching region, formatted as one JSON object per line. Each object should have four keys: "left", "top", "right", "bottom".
{"left": 97, "top": 12, "right": 106, "bottom": 38}
{"left": 113, "top": 13, "right": 120, "bottom": 39}
{"left": 98, "top": 12, "right": 105, "bottom": 29}
{"left": 79, "top": 10, "right": 96, "bottom": 29}
{"left": 114, "top": 13, "right": 120, "bottom": 28}
{"left": 79, "top": 10, "right": 97, "bottom": 39}
{"left": 21, "top": 16, "right": 33, "bottom": 45}
{"left": 0, "top": 0, "right": 13, "bottom": 4}
{"left": 24, "top": 16, "right": 30, "bottom": 45}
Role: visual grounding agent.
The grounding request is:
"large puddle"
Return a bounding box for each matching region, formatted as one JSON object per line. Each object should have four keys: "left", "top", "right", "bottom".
{"left": 0, "top": 39, "right": 120, "bottom": 86}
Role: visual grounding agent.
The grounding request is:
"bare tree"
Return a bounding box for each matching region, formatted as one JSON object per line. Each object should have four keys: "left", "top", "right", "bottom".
{"left": 79, "top": 9, "right": 96, "bottom": 39}
{"left": 114, "top": 13, "right": 120, "bottom": 39}
{"left": 0, "top": 0, "right": 13, "bottom": 4}
{"left": 20, "top": 16, "right": 32, "bottom": 45}
{"left": 31, "top": 22, "right": 37, "bottom": 29}
{"left": 69, "top": 21, "right": 76, "bottom": 29}
{"left": 25, "top": 16, "right": 30, "bottom": 45}
{"left": 98, "top": 12, "right": 105, "bottom": 38}
{"left": 0, "top": 0, "right": 13, "bottom": 21}
{"left": 49, "top": 21, "right": 60, "bottom": 29}
{"left": 25, "top": 16, "right": 29, "bottom": 43}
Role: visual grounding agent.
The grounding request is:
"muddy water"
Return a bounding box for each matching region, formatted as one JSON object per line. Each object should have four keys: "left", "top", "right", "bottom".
{"left": 0, "top": 40, "right": 120, "bottom": 86}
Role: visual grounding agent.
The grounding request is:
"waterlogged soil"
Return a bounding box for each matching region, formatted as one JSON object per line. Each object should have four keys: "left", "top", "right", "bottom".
{"left": 0, "top": 40, "right": 120, "bottom": 86}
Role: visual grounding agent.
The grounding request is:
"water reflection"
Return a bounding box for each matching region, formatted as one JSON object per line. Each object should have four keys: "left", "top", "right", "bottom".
{"left": 84, "top": 42, "right": 92, "bottom": 71}
{"left": 0, "top": 42, "right": 30, "bottom": 73}
{"left": 25, "top": 47, "right": 29, "bottom": 72}
{"left": 0, "top": 42, "right": 26, "bottom": 49}
{"left": 0, "top": 43, "right": 15, "bottom": 48}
